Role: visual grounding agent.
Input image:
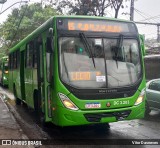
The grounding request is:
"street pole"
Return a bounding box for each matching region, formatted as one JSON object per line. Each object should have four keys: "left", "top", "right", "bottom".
{"left": 0, "top": 0, "right": 7, "bottom": 4}
{"left": 157, "top": 25, "right": 160, "bottom": 42}
{"left": 130, "top": 0, "right": 134, "bottom": 21}
{"left": 0, "top": 1, "right": 28, "bottom": 15}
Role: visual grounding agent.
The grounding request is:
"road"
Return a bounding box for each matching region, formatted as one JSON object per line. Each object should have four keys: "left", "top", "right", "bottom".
{"left": 0, "top": 86, "right": 160, "bottom": 147}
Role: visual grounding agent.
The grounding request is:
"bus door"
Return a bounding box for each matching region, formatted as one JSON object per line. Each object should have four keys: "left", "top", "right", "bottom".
{"left": 37, "top": 34, "right": 53, "bottom": 122}
{"left": 20, "top": 50, "right": 25, "bottom": 101}
{"left": 24, "top": 42, "right": 34, "bottom": 107}
{"left": 36, "top": 39, "right": 45, "bottom": 116}
{"left": 0, "top": 63, "right": 2, "bottom": 84}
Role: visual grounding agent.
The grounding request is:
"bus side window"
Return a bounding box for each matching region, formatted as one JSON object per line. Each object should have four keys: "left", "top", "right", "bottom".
{"left": 13, "top": 52, "right": 17, "bottom": 69}
{"left": 9, "top": 55, "right": 11, "bottom": 70}
{"left": 11, "top": 54, "right": 13, "bottom": 70}
{"left": 15, "top": 51, "right": 19, "bottom": 69}
{"left": 33, "top": 40, "right": 37, "bottom": 68}
{"left": 12, "top": 53, "right": 14, "bottom": 69}
{"left": 26, "top": 42, "right": 34, "bottom": 68}
{"left": 17, "top": 50, "right": 20, "bottom": 68}
{"left": 46, "top": 34, "right": 54, "bottom": 82}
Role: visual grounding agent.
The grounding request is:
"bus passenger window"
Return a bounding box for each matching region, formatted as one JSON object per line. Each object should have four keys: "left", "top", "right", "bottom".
{"left": 9, "top": 55, "right": 12, "bottom": 70}
{"left": 26, "top": 42, "right": 34, "bottom": 68}
{"left": 33, "top": 41, "right": 37, "bottom": 68}
{"left": 17, "top": 50, "right": 20, "bottom": 68}
{"left": 13, "top": 52, "right": 17, "bottom": 69}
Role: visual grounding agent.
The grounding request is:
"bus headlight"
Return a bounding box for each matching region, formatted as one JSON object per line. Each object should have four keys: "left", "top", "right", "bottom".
{"left": 58, "top": 93, "right": 79, "bottom": 111}
{"left": 134, "top": 92, "right": 144, "bottom": 106}
{"left": 3, "top": 76, "right": 7, "bottom": 80}
{"left": 5, "top": 71, "right": 8, "bottom": 74}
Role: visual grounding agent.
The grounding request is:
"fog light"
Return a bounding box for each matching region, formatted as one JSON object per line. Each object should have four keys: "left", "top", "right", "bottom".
{"left": 58, "top": 93, "right": 79, "bottom": 111}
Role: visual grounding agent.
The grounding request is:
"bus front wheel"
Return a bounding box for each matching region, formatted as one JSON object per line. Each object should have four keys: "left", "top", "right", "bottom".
{"left": 34, "top": 90, "right": 46, "bottom": 126}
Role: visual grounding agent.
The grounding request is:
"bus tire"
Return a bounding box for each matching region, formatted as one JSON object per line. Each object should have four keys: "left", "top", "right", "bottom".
{"left": 13, "top": 86, "right": 21, "bottom": 105}
{"left": 16, "top": 98, "right": 21, "bottom": 105}
{"left": 34, "top": 90, "right": 39, "bottom": 113}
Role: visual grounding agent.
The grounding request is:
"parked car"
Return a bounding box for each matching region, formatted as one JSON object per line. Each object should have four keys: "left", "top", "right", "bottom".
{"left": 145, "top": 79, "right": 160, "bottom": 115}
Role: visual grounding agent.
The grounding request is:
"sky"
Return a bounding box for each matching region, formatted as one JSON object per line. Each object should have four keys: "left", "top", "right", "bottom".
{"left": 0, "top": 0, "right": 160, "bottom": 39}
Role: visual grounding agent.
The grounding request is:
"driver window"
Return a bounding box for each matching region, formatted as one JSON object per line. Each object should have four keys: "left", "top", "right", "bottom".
{"left": 122, "top": 40, "right": 139, "bottom": 65}
{"left": 104, "top": 39, "right": 116, "bottom": 60}
{"left": 67, "top": 38, "right": 89, "bottom": 55}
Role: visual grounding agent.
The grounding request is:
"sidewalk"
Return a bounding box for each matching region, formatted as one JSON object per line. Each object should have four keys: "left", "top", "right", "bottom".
{"left": 0, "top": 94, "right": 28, "bottom": 140}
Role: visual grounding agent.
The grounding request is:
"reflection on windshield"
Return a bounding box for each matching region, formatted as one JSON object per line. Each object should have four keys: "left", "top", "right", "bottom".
{"left": 59, "top": 37, "right": 141, "bottom": 89}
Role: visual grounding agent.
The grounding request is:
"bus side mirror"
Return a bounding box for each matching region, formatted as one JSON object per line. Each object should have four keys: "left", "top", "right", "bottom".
{"left": 46, "top": 28, "right": 54, "bottom": 53}
{"left": 46, "top": 37, "right": 53, "bottom": 53}
{"left": 139, "top": 34, "right": 145, "bottom": 56}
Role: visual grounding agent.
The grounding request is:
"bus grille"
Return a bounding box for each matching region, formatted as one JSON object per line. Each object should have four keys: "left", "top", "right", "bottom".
{"left": 84, "top": 110, "right": 131, "bottom": 122}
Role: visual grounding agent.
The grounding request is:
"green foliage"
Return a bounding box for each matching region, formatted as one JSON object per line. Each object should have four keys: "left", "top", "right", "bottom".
{"left": 55, "top": 0, "right": 128, "bottom": 17}
{"left": 0, "top": 3, "right": 58, "bottom": 52}
{"left": 0, "top": 0, "right": 130, "bottom": 54}
{"left": 56, "top": 0, "right": 110, "bottom": 16}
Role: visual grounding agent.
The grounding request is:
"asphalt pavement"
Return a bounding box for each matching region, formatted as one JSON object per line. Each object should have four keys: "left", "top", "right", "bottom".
{"left": 0, "top": 87, "right": 160, "bottom": 148}
{"left": 0, "top": 93, "right": 32, "bottom": 147}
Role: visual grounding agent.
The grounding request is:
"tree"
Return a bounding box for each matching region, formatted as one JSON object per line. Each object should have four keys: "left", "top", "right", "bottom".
{"left": 110, "top": 0, "right": 129, "bottom": 18}
{"left": 0, "top": 3, "right": 58, "bottom": 51}
{"left": 54, "top": 0, "right": 128, "bottom": 17}
{"left": 110, "top": 0, "right": 123, "bottom": 18}
{"left": 55, "top": 0, "right": 111, "bottom": 16}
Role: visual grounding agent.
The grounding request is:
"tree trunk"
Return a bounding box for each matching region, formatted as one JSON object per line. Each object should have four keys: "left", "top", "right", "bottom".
{"left": 115, "top": 10, "right": 118, "bottom": 18}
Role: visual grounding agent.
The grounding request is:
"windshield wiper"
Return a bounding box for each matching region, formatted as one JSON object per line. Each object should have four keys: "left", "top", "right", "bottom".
{"left": 112, "top": 34, "right": 124, "bottom": 68}
{"left": 79, "top": 32, "right": 96, "bottom": 68}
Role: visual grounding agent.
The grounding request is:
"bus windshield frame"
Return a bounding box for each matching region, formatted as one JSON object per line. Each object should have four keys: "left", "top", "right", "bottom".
{"left": 57, "top": 18, "right": 142, "bottom": 90}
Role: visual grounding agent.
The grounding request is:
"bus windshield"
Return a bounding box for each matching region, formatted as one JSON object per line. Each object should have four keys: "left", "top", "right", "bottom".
{"left": 59, "top": 36, "right": 141, "bottom": 88}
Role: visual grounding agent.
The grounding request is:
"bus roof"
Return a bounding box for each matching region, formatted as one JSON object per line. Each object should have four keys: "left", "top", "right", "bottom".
{"left": 55, "top": 15, "right": 133, "bottom": 23}
{"left": 9, "top": 15, "right": 136, "bottom": 54}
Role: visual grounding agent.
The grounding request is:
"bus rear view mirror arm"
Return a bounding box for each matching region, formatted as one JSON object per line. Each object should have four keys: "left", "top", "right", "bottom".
{"left": 46, "top": 37, "right": 54, "bottom": 53}
{"left": 46, "top": 28, "right": 54, "bottom": 53}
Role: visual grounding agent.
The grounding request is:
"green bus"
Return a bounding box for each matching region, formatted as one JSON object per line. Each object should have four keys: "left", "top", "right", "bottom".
{"left": 8, "top": 16, "right": 146, "bottom": 126}
{"left": 0, "top": 56, "right": 9, "bottom": 87}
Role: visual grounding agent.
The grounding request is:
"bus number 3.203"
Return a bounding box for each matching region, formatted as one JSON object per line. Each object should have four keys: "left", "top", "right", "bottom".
{"left": 114, "top": 100, "right": 130, "bottom": 106}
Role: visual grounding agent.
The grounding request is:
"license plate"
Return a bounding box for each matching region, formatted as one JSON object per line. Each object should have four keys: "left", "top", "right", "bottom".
{"left": 85, "top": 103, "right": 101, "bottom": 109}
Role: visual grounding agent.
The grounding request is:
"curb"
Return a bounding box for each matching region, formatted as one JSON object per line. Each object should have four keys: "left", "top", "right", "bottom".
{"left": 0, "top": 92, "right": 34, "bottom": 148}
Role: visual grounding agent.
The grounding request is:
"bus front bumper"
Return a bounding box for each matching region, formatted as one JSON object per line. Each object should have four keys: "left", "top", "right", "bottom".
{"left": 53, "top": 102, "right": 145, "bottom": 126}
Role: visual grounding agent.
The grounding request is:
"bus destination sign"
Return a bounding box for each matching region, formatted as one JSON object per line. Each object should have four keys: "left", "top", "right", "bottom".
{"left": 57, "top": 18, "right": 137, "bottom": 33}
{"left": 68, "top": 21, "right": 122, "bottom": 33}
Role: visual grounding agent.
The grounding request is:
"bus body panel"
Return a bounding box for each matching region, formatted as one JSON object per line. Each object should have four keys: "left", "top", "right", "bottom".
{"left": 8, "top": 16, "right": 146, "bottom": 126}
{"left": 0, "top": 56, "right": 9, "bottom": 87}
{"left": 52, "top": 102, "right": 144, "bottom": 126}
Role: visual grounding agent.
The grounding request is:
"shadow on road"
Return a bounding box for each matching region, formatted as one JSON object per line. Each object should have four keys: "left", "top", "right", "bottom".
{"left": 144, "top": 110, "right": 160, "bottom": 122}
{"left": 43, "top": 123, "right": 111, "bottom": 139}
{"left": 13, "top": 102, "right": 112, "bottom": 139}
